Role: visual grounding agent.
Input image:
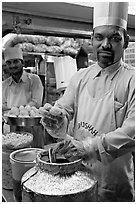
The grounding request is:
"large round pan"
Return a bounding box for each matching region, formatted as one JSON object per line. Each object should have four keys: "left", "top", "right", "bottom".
{"left": 6, "top": 116, "right": 42, "bottom": 127}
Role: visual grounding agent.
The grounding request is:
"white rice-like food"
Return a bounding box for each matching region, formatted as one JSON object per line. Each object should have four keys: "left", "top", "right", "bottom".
{"left": 2, "top": 132, "right": 33, "bottom": 149}
{"left": 23, "top": 169, "right": 94, "bottom": 195}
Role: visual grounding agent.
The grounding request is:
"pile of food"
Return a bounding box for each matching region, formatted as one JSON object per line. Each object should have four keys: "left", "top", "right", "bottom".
{"left": 22, "top": 167, "right": 95, "bottom": 196}
{"left": 6, "top": 34, "right": 92, "bottom": 57}
{"left": 40, "top": 103, "right": 63, "bottom": 119}
{"left": 3, "top": 104, "right": 65, "bottom": 128}
{"left": 2, "top": 132, "right": 33, "bottom": 150}
{"left": 5, "top": 105, "right": 41, "bottom": 118}
{"left": 4, "top": 104, "right": 63, "bottom": 119}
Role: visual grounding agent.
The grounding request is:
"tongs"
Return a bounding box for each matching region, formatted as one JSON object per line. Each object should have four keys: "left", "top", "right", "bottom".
{"left": 48, "top": 148, "right": 56, "bottom": 163}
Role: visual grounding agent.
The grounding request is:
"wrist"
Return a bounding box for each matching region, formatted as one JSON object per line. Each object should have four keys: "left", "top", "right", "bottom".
{"left": 82, "top": 137, "right": 98, "bottom": 162}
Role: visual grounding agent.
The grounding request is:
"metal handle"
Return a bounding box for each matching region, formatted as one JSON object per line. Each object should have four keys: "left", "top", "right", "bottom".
{"left": 49, "top": 148, "right": 56, "bottom": 163}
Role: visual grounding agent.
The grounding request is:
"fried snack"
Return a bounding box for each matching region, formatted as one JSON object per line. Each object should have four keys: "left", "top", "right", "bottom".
{"left": 25, "top": 105, "right": 32, "bottom": 112}
{"left": 38, "top": 107, "right": 47, "bottom": 115}
{"left": 49, "top": 107, "right": 63, "bottom": 116}
{"left": 42, "top": 110, "right": 58, "bottom": 126}
{"left": 29, "top": 110, "right": 41, "bottom": 117}
{"left": 45, "top": 36, "right": 65, "bottom": 46}
{"left": 63, "top": 47, "right": 78, "bottom": 56}
{"left": 19, "top": 105, "right": 25, "bottom": 111}
{"left": 33, "top": 44, "right": 48, "bottom": 53}
{"left": 41, "top": 106, "right": 64, "bottom": 130}
{"left": 43, "top": 103, "right": 52, "bottom": 111}
{"left": 15, "top": 42, "right": 34, "bottom": 52}
{"left": 8, "top": 107, "right": 19, "bottom": 116}
{"left": 46, "top": 46, "right": 62, "bottom": 54}
{"left": 60, "top": 38, "right": 75, "bottom": 49}
{"left": 20, "top": 109, "right": 29, "bottom": 115}
{"left": 5, "top": 105, "right": 42, "bottom": 118}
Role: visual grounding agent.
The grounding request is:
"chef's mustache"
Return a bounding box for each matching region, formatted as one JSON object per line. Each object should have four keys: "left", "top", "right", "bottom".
{"left": 98, "top": 48, "right": 113, "bottom": 52}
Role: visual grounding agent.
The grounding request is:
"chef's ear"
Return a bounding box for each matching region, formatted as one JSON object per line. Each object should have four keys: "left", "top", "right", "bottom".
{"left": 123, "top": 34, "right": 130, "bottom": 49}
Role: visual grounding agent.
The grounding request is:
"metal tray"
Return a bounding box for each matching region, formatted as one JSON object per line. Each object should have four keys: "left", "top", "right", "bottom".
{"left": 6, "top": 116, "right": 42, "bottom": 127}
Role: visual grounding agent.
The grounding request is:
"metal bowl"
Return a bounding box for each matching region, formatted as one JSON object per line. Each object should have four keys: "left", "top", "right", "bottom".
{"left": 37, "top": 150, "right": 82, "bottom": 175}
{"left": 6, "top": 116, "right": 42, "bottom": 127}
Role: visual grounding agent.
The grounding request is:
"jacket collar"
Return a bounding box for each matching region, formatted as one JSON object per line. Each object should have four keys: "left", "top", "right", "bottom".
{"left": 8, "top": 71, "right": 28, "bottom": 85}
{"left": 92, "top": 59, "right": 123, "bottom": 80}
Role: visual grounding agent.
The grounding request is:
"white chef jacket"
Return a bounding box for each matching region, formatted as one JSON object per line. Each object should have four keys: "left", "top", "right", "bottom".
{"left": 2, "top": 70, "right": 43, "bottom": 108}
{"left": 2, "top": 71, "right": 44, "bottom": 148}
{"left": 55, "top": 59, "right": 135, "bottom": 201}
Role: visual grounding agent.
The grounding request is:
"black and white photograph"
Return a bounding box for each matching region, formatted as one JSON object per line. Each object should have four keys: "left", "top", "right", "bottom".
{"left": 2, "top": 1, "right": 135, "bottom": 202}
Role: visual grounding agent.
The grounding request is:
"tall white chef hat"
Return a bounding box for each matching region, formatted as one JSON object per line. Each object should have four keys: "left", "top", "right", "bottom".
{"left": 93, "top": 2, "right": 129, "bottom": 29}
{"left": 4, "top": 47, "right": 23, "bottom": 62}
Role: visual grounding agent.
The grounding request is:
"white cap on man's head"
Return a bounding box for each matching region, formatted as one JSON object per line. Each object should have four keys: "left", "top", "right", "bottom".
{"left": 93, "top": 2, "right": 129, "bottom": 29}
{"left": 4, "top": 47, "right": 23, "bottom": 62}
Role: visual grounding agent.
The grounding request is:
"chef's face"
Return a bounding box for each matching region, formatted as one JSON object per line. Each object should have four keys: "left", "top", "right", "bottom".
{"left": 92, "top": 25, "right": 128, "bottom": 68}
{"left": 6, "top": 59, "right": 23, "bottom": 75}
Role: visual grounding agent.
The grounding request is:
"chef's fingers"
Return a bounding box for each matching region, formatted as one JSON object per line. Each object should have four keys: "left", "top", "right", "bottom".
{"left": 56, "top": 141, "right": 76, "bottom": 155}
{"left": 42, "top": 115, "right": 58, "bottom": 125}
{"left": 42, "top": 115, "right": 64, "bottom": 130}
{"left": 41, "top": 116, "right": 59, "bottom": 129}
{"left": 53, "top": 140, "right": 71, "bottom": 155}
{"left": 52, "top": 141, "right": 65, "bottom": 155}
{"left": 64, "top": 151, "right": 80, "bottom": 162}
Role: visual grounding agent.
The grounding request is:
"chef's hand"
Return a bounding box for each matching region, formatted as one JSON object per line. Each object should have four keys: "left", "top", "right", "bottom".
{"left": 52, "top": 138, "right": 88, "bottom": 161}
{"left": 41, "top": 103, "right": 68, "bottom": 139}
{"left": 53, "top": 137, "right": 98, "bottom": 162}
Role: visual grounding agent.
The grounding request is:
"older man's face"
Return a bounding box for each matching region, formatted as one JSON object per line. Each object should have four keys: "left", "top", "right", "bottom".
{"left": 92, "top": 25, "right": 126, "bottom": 68}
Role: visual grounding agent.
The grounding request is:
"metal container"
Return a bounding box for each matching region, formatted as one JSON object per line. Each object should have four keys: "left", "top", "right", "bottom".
{"left": 6, "top": 116, "right": 41, "bottom": 127}
{"left": 2, "top": 132, "right": 33, "bottom": 190}
{"left": 10, "top": 148, "right": 44, "bottom": 202}
{"left": 37, "top": 150, "right": 82, "bottom": 175}
{"left": 22, "top": 150, "right": 98, "bottom": 202}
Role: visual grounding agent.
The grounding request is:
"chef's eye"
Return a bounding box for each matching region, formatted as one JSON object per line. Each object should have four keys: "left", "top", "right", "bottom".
{"left": 111, "top": 36, "right": 122, "bottom": 42}
{"left": 6, "top": 61, "right": 11, "bottom": 66}
{"left": 6, "top": 59, "right": 21, "bottom": 66}
{"left": 94, "top": 35, "right": 103, "bottom": 41}
{"left": 13, "top": 59, "right": 21, "bottom": 64}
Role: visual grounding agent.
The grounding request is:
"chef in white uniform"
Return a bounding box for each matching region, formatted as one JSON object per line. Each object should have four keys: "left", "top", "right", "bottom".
{"left": 3, "top": 47, "right": 43, "bottom": 110}
{"left": 2, "top": 47, "right": 44, "bottom": 148}
{"left": 41, "top": 2, "right": 135, "bottom": 201}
